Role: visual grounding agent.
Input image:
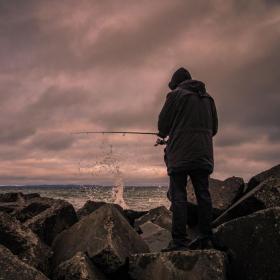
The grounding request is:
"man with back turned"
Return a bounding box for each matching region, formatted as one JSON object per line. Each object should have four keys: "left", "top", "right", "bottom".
{"left": 158, "top": 67, "right": 218, "bottom": 251}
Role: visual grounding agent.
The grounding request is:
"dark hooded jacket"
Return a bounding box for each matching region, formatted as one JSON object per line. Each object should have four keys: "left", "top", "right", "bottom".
{"left": 158, "top": 79, "right": 218, "bottom": 175}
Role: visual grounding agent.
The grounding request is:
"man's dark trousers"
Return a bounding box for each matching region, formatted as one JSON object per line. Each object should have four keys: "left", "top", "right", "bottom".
{"left": 169, "top": 169, "right": 213, "bottom": 246}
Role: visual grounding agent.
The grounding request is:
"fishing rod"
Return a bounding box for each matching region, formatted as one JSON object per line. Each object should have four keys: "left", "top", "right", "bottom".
{"left": 71, "top": 131, "right": 167, "bottom": 146}
{"left": 71, "top": 131, "right": 158, "bottom": 135}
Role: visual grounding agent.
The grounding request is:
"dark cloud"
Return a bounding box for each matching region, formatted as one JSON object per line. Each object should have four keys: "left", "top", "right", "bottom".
{"left": 28, "top": 132, "right": 75, "bottom": 151}
{"left": 0, "top": 86, "right": 94, "bottom": 144}
{"left": 85, "top": 1, "right": 216, "bottom": 68}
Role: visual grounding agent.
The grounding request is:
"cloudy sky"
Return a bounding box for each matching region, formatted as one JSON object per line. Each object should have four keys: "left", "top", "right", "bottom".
{"left": 0, "top": 0, "right": 279, "bottom": 185}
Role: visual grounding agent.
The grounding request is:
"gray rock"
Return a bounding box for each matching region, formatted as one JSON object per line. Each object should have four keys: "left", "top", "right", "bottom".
{"left": 187, "top": 176, "right": 245, "bottom": 211}
{"left": 15, "top": 199, "right": 52, "bottom": 222}
{"left": 0, "top": 192, "right": 42, "bottom": 216}
{"left": 0, "top": 244, "right": 49, "bottom": 280}
{"left": 0, "top": 202, "right": 19, "bottom": 214}
{"left": 24, "top": 193, "right": 42, "bottom": 199}
{"left": 52, "top": 204, "right": 149, "bottom": 274}
{"left": 77, "top": 200, "right": 147, "bottom": 227}
{"left": 134, "top": 206, "right": 172, "bottom": 231}
{"left": 24, "top": 199, "right": 78, "bottom": 245}
{"left": 123, "top": 209, "right": 148, "bottom": 227}
{"left": 53, "top": 252, "right": 108, "bottom": 280}
{"left": 0, "top": 192, "right": 26, "bottom": 202}
{"left": 0, "top": 192, "right": 78, "bottom": 240}
{"left": 134, "top": 205, "right": 199, "bottom": 239}
{"left": 213, "top": 177, "right": 280, "bottom": 227}
{"left": 140, "top": 221, "right": 172, "bottom": 252}
{"left": 0, "top": 211, "right": 52, "bottom": 275}
{"left": 77, "top": 200, "right": 124, "bottom": 220}
{"left": 247, "top": 164, "right": 280, "bottom": 192}
{"left": 129, "top": 250, "right": 227, "bottom": 280}
{"left": 214, "top": 207, "right": 280, "bottom": 280}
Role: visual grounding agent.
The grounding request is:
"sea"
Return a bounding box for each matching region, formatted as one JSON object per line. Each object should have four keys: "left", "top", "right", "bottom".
{"left": 0, "top": 185, "right": 170, "bottom": 211}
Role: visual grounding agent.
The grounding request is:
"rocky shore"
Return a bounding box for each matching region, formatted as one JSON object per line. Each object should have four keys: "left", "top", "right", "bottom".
{"left": 0, "top": 164, "right": 280, "bottom": 280}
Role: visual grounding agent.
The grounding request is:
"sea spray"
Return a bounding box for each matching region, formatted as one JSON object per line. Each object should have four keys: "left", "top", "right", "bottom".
{"left": 101, "top": 144, "right": 127, "bottom": 208}
{"left": 79, "top": 136, "right": 127, "bottom": 208}
{"left": 80, "top": 184, "right": 97, "bottom": 202}
{"left": 76, "top": 134, "right": 168, "bottom": 209}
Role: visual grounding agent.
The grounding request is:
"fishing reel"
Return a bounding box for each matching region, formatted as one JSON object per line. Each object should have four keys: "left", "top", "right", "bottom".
{"left": 154, "top": 138, "right": 167, "bottom": 146}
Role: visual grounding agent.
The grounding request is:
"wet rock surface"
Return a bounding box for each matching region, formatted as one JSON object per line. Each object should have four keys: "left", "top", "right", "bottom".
{"left": 129, "top": 250, "right": 227, "bottom": 280}
{"left": 187, "top": 176, "right": 245, "bottom": 211}
{"left": 213, "top": 177, "right": 280, "bottom": 226}
{"left": 214, "top": 207, "right": 280, "bottom": 280}
{"left": 77, "top": 200, "right": 147, "bottom": 227}
{"left": 52, "top": 204, "right": 149, "bottom": 274}
{"left": 123, "top": 209, "right": 148, "bottom": 227}
{"left": 134, "top": 206, "right": 172, "bottom": 231}
{"left": 247, "top": 164, "right": 280, "bottom": 192}
{"left": 139, "top": 221, "right": 172, "bottom": 252}
{"left": 0, "top": 244, "right": 49, "bottom": 280}
{"left": 134, "top": 204, "right": 203, "bottom": 237}
{"left": 0, "top": 192, "right": 43, "bottom": 216}
{"left": 0, "top": 192, "right": 41, "bottom": 203}
{"left": 24, "top": 199, "right": 78, "bottom": 245}
{"left": 0, "top": 193, "right": 78, "bottom": 246}
{"left": 77, "top": 200, "right": 124, "bottom": 219}
{"left": 16, "top": 200, "right": 52, "bottom": 222}
{"left": 0, "top": 211, "right": 52, "bottom": 275}
{"left": 53, "top": 252, "right": 108, "bottom": 280}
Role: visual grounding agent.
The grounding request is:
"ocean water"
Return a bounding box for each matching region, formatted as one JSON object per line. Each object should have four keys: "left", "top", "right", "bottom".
{"left": 0, "top": 185, "right": 170, "bottom": 211}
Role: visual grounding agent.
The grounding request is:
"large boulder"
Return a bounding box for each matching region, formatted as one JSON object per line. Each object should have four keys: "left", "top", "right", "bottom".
{"left": 187, "top": 177, "right": 245, "bottom": 211}
{"left": 213, "top": 177, "right": 280, "bottom": 227}
{"left": 0, "top": 211, "right": 52, "bottom": 275}
{"left": 139, "top": 221, "right": 171, "bottom": 252}
{"left": 123, "top": 209, "right": 148, "bottom": 227}
{"left": 0, "top": 192, "right": 41, "bottom": 215}
{"left": 214, "top": 207, "right": 280, "bottom": 280}
{"left": 0, "top": 244, "right": 49, "bottom": 280}
{"left": 134, "top": 205, "right": 200, "bottom": 236}
{"left": 0, "top": 193, "right": 78, "bottom": 245}
{"left": 77, "top": 200, "right": 124, "bottom": 220}
{"left": 0, "top": 202, "right": 19, "bottom": 213}
{"left": 77, "top": 200, "right": 147, "bottom": 227}
{"left": 247, "top": 164, "right": 280, "bottom": 192}
{"left": 53, "top": 252, "right": 108, "bottom": 280}
{"left": 129, "top": 250, "right": 227, "bottom": 280}
{"left": 134, "top": 206, "right": 172, "bottom": 231}
{"left": 0, "top": 192, "right": 40, "bottom": 203}
{"left": 52, "top": 204, "right": 149, "bottom": 274}
{"left": 15, "top": 199, "right": 53, "bottom": 222}
{"left": 24, "top": 199, "right": 78, "bottom": 245}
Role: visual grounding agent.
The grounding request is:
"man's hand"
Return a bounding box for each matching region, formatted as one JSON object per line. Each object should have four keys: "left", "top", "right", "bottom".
{"left": 154, "top": 138, "right": 167, "bottom": 146}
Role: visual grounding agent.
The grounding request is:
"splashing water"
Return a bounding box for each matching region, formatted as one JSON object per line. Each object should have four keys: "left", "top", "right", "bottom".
{"left": 102, "top": 144, "right": 127, "bottom": 208}
{"left": 111, "top": 167, "right": 126, "bottom": 208}
{"left": 80, "top": 184, "right": 97, "bottom": 202}
{"left": 79, "top": 136, "right": 127, "bottom": 208}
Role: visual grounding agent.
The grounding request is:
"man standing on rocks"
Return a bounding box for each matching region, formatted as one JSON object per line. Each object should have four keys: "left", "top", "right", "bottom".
{"left": 157, "top": 67, "right": 218, "bottom": 251}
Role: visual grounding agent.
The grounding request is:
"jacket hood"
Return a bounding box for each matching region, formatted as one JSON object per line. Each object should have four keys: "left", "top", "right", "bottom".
{"left": 168, "top": 67, "right": 192, "bottom": 90}
{"left": 178, "top": 79, "right": 207, "bottom": 96}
